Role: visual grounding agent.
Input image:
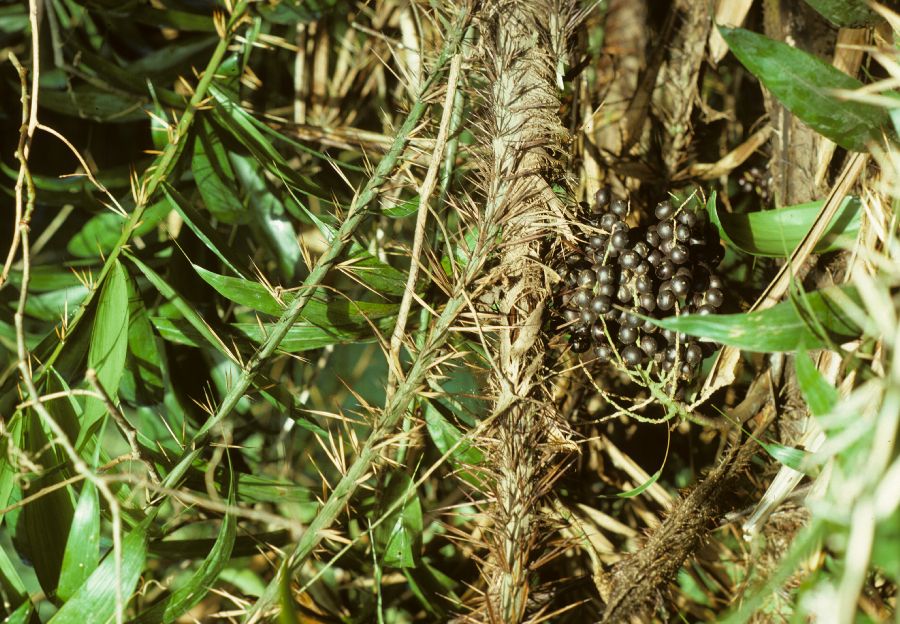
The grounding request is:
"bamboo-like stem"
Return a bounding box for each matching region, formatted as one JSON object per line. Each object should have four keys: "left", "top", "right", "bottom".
{"left": 194, "top": 7, "right": 470, "bottom": 444}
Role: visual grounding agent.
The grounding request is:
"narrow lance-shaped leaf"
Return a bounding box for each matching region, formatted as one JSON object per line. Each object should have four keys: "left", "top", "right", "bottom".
{"left": 22, "top": 409, "right": 75, "bottom": 598}
{"left": 795, "top": 350, "right": 839, "bottom": 417}
{"left": 192, "top": 116, "right": 247, "bottom": 225}
{"left": 707, "top": 192, "right": 861, "bottom": 258}
{"left": 375, "top": 473, "right": 424, "bottom": 568}
{"left": 49, "top": 515, "right": 154, "bottom": 624}
{"left": 647, "top": 285, "right": 862, "bottom": 352}
{"left": 719, "top": 26, "right": 888, "bottom": 152}
{"left": 80, "top": 259, "right": 130, "bottom": 444}
{"left": 800, "top": 0, "right": 883, "bottom": 27}
{"left": 57, "top": 483, "right": 101, "bottom": 601}
{"left": 135, "top": 471, "right": 237, "bottom": 623}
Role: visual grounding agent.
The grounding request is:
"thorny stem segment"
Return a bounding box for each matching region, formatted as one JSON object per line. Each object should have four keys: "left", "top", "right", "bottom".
{"left": 480, "top": 2, "right": 570, "bottom": 620}
{"left": 195, "top": 8, "right": 470, "bottom": 445}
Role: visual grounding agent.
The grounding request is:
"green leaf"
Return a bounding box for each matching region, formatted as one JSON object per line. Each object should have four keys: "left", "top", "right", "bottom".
{"left": 17, "top": 284, "right": 89, "bottom": 322}
{"left": 375, "top": 473, "right": 423, "bottom": 568}
{"left": 120, "top": 270, "right": 165, "bottom": 405}
{"left": 0, "top": 518, "right": 29, "bottom": 612}
{"left": 423, "top": 401, "right": 485, "bottom": 487}
{"left": 21, "top": 410, "right": 75, "bottom": 596}
{"left": 795, "top": 351, "right": 839, "bottom": 418}
{"left": 383, "top": 196, "right": 419, "bottom": 219}
{"left": 192, "top": 117, "right": 248, "bottom": 225}
{"left": 615, "top": 467, "right": 662, "bottom": 499}
{"left": 647, "top": 285, "right": 862, "bottom": 352}
{"left": 719, "top": 27, "right": 888, "bottom": 152}
{"left": 151, "top": 313, "right": 394, "bottom": 354}
{"left": 756, "top": 441, "right": 812, "bottom": 473}
{"left": 49, "top": 516, "right": 153, "bottom": 624}
{"left": 229, "top": 153, "right": 302, "bottom": 280}
{"left": 162, "top": 184, "right": 249, "bottom": 278}
{"left": 345, "top": 243, "right": 408, "bottom": 297}
{"left": 708, "top": 193, "right": 861, "bottom": 257}
{"left": 126, "top": 254, "right": 235, "bottom": 360}
{"left": 38, "top": 86, "right": 148, "bottom": 123}
{"left": 68, "top": 199, "right": 170, "bottom": 258}
{"left": 800, "top": 0, "right": 883, "bottom": 27}
{"left": 208, "top": 86, "right": 323, "bottom": 199}
{"left": 81, "top": 259, "right": 130, "bottom": 441}
{"left": 193, "top": 265, "right": 399, "bottom": 327}
{"left": 3, "top": 599, "right": 34, "bottom": 624}
{"left": 57, "top": 483, "right": 101, "bottom": 601}
{"left": 136, "top": 473, "right": 236, "bottom": 623}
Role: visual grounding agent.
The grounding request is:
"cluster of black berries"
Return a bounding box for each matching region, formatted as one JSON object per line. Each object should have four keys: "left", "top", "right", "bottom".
{"left": 560, "top": 189, "right": 726, "bottom": 383}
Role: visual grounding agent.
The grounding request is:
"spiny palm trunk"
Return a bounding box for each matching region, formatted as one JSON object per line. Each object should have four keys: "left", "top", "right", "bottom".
{"left": 479, "top": 2, "right": 571, "bottom": 621}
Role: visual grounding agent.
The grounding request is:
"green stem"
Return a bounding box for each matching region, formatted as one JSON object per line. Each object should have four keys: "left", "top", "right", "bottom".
{"left": 193, "top": 6, "right": 470, "bottom": 443}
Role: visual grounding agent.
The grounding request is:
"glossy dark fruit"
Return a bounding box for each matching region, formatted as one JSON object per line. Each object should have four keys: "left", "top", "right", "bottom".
{"left": 577, "top": 269, "right": 597, "bottom": 287}
{"left": 640, "top": 335, "right": 658, "bottom": 355}
{"left": 594, "top": 187, "right": 611, "bottom": 210}
{"left": 635, "top": 275, "right": 653, "bottom": 293}
{"left": 621, "top": 310, "right": 641, "bottom": 327}
{"left": 610, "top": 198, "right": 628, "bottom": 217}
{"left": 657, "top": 289, "right": 675, "bottom": 311}
{"left": 620, "top": 250, "right": 640, "bottom": 269}
{"left": 671, "top": 274, "right": 691, "bottom": 296}
{"left": 574, "top": 289, "right": 592, "bottom": 308}
{"left": 571, "top": 337, "right": 589, "bottom": 353}
{"left": 633, "top": 241, "right": 649, "bottom": 257}
{"left": 657, "top": 220, "right": 674, "bottom": 240}
{"left": 618, "top": 325, "right": 638, "bottom": 344}
{"left": 677, "top": 210, "right": 697, "bottom": 226}
{"left": 656, "top": 260, "right": 675, "bottom": 280}
{"left": 705, "top": 288, "right": 724, "bottom": 307}
{"left": 622, "top": 345, "right": 643, "bottom": 366}
{"left": 560, "top": 189, "right": 726, "bottom": 381}
{"left": 591, "top": 295, "right": 612, "bottom": 315}
{"left": 654, "top": 200, "right": 674, "bottom": 220}
{"left": 590, "top": 234, "right": 608, "bottom": 249}
{"left": 594, "top": 343, "right": 613, "bottom": 362}
{"left": 685, "top": 343, "right": 703, "bottom": 365}
{"left": 597, "top": 265, "right": 616, "bottom": 284}
{"left": 670, "top": 244, "right": 689, "bottom": 265}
